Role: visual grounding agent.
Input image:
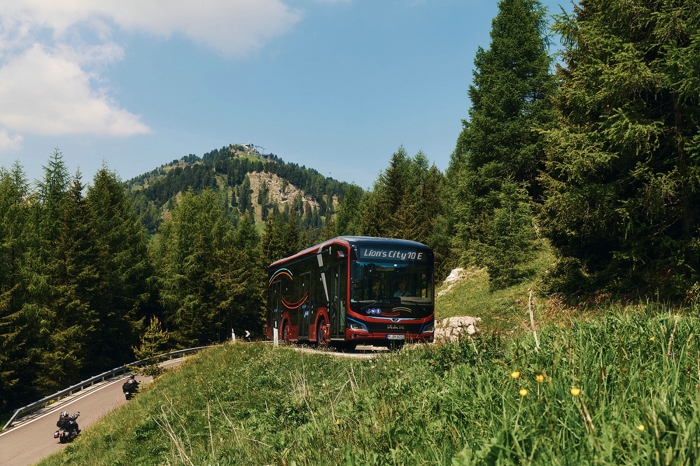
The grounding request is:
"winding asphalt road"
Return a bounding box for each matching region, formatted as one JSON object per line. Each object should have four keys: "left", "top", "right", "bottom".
{"left": 0, "top": 346, "right": 385, "bottom": 465}
{"left": 0, "top": 359, "right": 183, "bottom": 466}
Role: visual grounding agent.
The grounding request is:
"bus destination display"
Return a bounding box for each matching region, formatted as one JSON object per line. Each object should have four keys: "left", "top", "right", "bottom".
{"left": 359, "top": 248, "right": 429, "bottom": 262}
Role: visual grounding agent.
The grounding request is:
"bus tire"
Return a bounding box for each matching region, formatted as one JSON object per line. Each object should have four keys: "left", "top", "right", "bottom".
{"left": 317, "top": 317, "right": 328, "bottom": 346}
{"left": 282, "top": 321, "right": 291, "bottom": 345}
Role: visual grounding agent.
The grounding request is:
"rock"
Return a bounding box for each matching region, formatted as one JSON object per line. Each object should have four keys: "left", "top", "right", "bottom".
{"left": 444, "top": 268, "right": 465, "bottom": 285}
{"left": 437, "top": 268, "right": 466, "bottom": 298}
{"left": 434, "top": 316, "right": 481, "bottom": 342}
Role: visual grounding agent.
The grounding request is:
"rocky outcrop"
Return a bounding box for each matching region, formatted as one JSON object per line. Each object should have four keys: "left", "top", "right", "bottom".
{"left": 434, "top": 316, "right": 480, "bottom": 342}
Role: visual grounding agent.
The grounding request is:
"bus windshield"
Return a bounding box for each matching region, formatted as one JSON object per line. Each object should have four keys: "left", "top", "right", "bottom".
{"left": 351, "top": 260, "right": 432, "bottom": 303}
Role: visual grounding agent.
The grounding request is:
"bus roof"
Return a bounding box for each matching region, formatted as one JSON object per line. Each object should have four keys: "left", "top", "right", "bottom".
{"left": 268, "top": 236, "right": 430, "bottom": 269}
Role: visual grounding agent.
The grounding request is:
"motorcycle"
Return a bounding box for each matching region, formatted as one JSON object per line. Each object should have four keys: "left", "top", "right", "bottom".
{"left": 54, "top": 411, "right": 80, "bottom": 443}
{"left": 122, "top": 376, "right": 139, "bottom": 400}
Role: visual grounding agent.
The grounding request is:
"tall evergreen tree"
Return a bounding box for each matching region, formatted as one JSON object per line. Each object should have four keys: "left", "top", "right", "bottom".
{"left": 539, "top": 0, "right": 700, "bottom": 297}
{"left": 260, "top": 213, "right": 290, "bottom": 268}
{"left": 284, "top": 212, "right": 302, "bottom": 255}
{"left": 37, "top": 170, "right": 97, "bottom": 391}
{"left": 85, "top": 168, "right": 150, "bottom": 370}
{"left": 0, "top": 164, "right": 37, "bottom": 409}
{"left": 448, "top": 0, "right": 555, "bottom": 288}
{"left": 335, "top": 184, "right": 363, "bottom": 236}
{"left": 153, "top": 189, "right": 262, "bottom": 344}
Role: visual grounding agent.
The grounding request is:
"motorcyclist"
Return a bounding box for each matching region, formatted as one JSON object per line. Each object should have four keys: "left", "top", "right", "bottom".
{"left": 122, "top": 374, "right": 139, "bottom": 398}
{"left": 56, "top": 411, "right": 80, "bottom": 434}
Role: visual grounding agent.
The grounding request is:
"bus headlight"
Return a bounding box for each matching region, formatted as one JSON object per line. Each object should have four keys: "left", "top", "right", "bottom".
{"left": 348, "top": 318, "right": 368, "bottom": 332}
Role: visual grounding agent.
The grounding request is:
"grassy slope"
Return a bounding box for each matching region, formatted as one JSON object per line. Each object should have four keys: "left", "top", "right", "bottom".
{"left": 435, "top": 243, "right": 559, "bottom": 334}
{"left": 37, "top": 246, "right": 700, "bottom": 465}
{"left": 39, "top": 307, "right": 700, "bottom": 465}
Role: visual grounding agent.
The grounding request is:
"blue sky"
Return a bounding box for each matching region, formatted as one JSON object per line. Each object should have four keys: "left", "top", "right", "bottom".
{"left": 0, "top": 0, "right": 573, "bottom": 189}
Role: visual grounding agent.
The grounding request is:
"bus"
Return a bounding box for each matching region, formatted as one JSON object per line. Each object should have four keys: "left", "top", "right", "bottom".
{"left": 266, "top": 236, "right": 434, "bottom": 348}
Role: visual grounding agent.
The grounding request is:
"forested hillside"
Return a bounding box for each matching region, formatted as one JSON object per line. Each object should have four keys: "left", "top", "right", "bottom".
{"left": 124, "top": 144, "right": 349, "bottom": 241}
{"left": 2, "top": 0, "right": 698, "bottom": 419}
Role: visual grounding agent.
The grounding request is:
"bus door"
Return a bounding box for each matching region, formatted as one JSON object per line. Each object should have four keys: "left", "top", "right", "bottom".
{"left": 299, "top": 272, "right": 311, "bottom": 339}
{"left": 330, "top": 264, "right": 347, "bottom": 338}
{"left": 270, "top": 280, "right": 282, "bottom": 334}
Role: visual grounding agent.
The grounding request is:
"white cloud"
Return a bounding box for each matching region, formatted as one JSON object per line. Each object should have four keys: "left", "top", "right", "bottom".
{"left": 0, "top": 44, "right": 150, "bottom": 137}
{"left": 0, "top": 0, "right": 302, "bottom": 146}
{"left": 0, "top": 129, "right": 23, "bottom": 151}
{"left": 0, "top": 1, "right": 303, "bottom": 58}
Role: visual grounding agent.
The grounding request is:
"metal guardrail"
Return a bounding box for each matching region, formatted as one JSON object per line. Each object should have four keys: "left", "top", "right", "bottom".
{"left": 2, "top": 346, "right": 210, "bottom": 431}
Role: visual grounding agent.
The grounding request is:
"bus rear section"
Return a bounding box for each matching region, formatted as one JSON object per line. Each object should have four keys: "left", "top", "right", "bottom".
{"left": 266, "top": 237, "right": 435, "bottom": 348}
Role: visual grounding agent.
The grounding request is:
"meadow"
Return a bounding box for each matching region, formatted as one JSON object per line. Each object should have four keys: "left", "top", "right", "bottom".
{"left": 38, "top": 307, "right": 700, "bottom": 465}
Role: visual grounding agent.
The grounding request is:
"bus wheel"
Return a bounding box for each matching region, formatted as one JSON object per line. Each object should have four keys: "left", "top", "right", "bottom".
{"left": 317, "top": 318, "right": 328, "bottom": 346}
{"left": 283, "top": 322, "right": 291, "bottom": 345}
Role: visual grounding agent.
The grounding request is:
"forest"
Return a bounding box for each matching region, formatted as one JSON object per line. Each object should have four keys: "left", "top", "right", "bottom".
{"left": 1, "top": 0, "right": 699, "bottom": 413}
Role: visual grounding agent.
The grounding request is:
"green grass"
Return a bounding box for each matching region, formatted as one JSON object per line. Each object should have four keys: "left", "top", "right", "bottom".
{"left": 436, "top": 244, "right": 557, "bottom": 334}
{"left": 38, "top": 307, "right": 700, "bottom": 465}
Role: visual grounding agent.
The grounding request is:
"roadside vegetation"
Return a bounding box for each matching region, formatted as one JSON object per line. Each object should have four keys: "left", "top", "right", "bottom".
{"left": 39, "top": 305, "right": 700, "bottom": 465}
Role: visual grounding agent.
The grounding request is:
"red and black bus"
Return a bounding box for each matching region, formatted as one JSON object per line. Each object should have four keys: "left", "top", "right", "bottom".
{"left": 266, "top": 236, "right": 434, "bottom": 348}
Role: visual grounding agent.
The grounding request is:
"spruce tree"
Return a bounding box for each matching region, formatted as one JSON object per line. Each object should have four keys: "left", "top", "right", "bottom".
{"left": 260, "top": 213, "right": 290, "bottom": 268}
{"left": 539, "top": 0, "right": 700, "bottom": 297}
{"left": 0, "top": 164, "right": 37, "bottom": 408}
{"left": 133, "top": 316, "right": 169, "bottom": 377}
{"left": 85, "top": 168, "right": 150, "bottom": 370}
{"left": 448, "top": 0, "right": 555, "bottom": 288}
{"left": 154, "top": 189, "right": 263, "bottom": 344}
{"left": 37, "top": 170, "right": 97, "bottom": 391}
{"left": 335, "top": 184, "right": 363, "bottom": 237}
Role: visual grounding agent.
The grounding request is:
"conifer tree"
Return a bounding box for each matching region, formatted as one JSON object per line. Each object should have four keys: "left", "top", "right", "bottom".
{"left": 133, "top": 316, "right": 169, "bottom": 377}
{"left": 284, "top": 212, "right": 302, "bottom": 255}
{"left": 448, "top": 0, "right": 555, "bottom": 288}
{"left": 358, "top": 189, "right": 384, "bottom": 237}
{"left": 232, "top": 214, "right": 266, "bottom": 334}
{"left": 260, "top": 213, "right": 290, "bottom": 268}
{"left": 153, "top": 189, "right": 262, "bottom": 343}
{"left": 37, "top": 170, "right": 97, "bottom": 391}
{"left": 334, "top": 184, "right": 363, "bottom": 237}
{"left": 539, "top": 0, "right": 700, "bottom": 296}
{"left": 85, "top": 168, "right": 150, "bottom": 370}
{"left": 0, "top": 164, "right": 37, "bottom": 408}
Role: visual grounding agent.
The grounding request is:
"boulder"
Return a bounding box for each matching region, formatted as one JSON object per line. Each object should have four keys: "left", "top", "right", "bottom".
{"left": 434, "top": 316, "right": 480, "bottom": 342}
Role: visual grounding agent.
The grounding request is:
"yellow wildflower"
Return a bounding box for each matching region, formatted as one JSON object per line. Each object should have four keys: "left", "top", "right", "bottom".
{"left": 570, "top": 388, "right": 581, "bottom": 397}
{"left": 536, "top": 375, "right": 544, "bottom": 383}
{"left": 636, "top": 424, "right": 644, "bottom": 431}
{"left": 649, "top": 337, "right": 655, "bottom": 341}
{"left": 510, "top": 371, "right": 521, "bottom": 379}
{"left": 519, "top": 389, "right": 528, "bottom": 397}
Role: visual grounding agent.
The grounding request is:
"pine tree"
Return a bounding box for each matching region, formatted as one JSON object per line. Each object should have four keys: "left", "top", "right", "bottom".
{"left": 0, "top": 163, "right": 38, "bottom": 409}
{"left": 85, "top": 168, "right": 150, "bottom": 371}
{"left": 539, "top": 0, "right": 700, "bottom": 297}
{"left": 335, "top": 184, "right": 363, "bottom": 236}
{"left": 483, "top": 182, "right": 536, "bottom": 290}
{"left": 284, "top": 213, "right": 302, "bottom": 256}
{"left": 154, "top": 189, "right": 263, "bottom": 344}
{"left": 132, "top": 316, "right": 169, "bottom": 377}
{"left": 448, "top": 0, "right": 555, "bottom": 286}
{"left": 36, "top": 170, "right": 97, "bottom": 391}
{"left": 358, "top": 189, "right": 385, "bottom": 237}
{"left": 260, "top": 213, "right": 290, "bottom": 268}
